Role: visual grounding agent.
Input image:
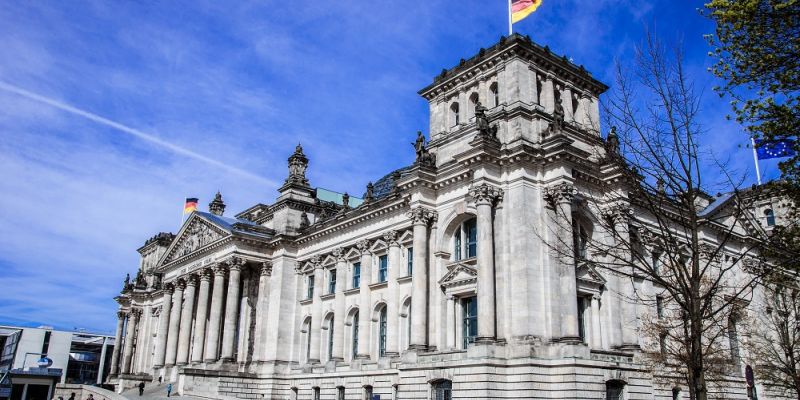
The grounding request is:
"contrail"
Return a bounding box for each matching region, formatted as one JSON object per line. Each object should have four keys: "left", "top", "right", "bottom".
{"left": 0, "top": 81, "right": 277, "bottom": 187}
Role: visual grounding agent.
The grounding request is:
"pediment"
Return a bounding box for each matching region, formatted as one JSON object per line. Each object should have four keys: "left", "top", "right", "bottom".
{"left": 159, "top": 214, "right": 231, "bottom": 266}
{"left": 439, "top": 261, "right": 478, "bottom": 288}
{"left": 577, "top": 261, "right": 606, "bottom": 286}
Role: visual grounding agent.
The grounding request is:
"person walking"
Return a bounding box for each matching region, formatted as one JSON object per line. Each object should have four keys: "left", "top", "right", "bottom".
{"left": 166, "top": 383, "right": 173, "bottom": 397}
{"left": 138, "top": 381, "right": 145, "bottom": 396}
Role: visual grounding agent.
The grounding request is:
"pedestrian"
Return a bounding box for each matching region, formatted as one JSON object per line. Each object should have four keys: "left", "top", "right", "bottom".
{"left": 138, "top": 381, "right": 145, "bottom": 396}
{"left": 166, "top": 383, "right": 173, "bottom": 398}
{"left": 68, "top": 393, "right": 75, "bottom": 400}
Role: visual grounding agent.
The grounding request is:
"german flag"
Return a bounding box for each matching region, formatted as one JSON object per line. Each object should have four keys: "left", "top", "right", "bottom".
{"left": 184, "top": 198, "right": 199, "bottom": 214}
{"left": 512, "top": 0, "right": 542, "bottom": 24}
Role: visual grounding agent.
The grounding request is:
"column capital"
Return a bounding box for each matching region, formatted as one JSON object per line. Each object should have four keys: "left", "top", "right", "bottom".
{"left": 407, "top": 207, "right": 437, "bottom": 226}
{"left": 601, "top": 202, "right": 632, "bottom": 225}
{"left": 383, "top": 230, "right": 400, "bottom": 247}
{"left": 356, "top": 240, "right": 372, "bottom": 254}
{"left": 260, "top": 262, "right": 273, "bottom": 276}
{"left": 223, "top": 256, "right": 245, "bottom": 271}
{"left": 200, "top": 268, "right": 213, "bottom": 281}
{"left": 544, "top": 182, "right": 575, "bottom": 206}
{"left": 469, "top": 183, "right": 503, "bottom": 206}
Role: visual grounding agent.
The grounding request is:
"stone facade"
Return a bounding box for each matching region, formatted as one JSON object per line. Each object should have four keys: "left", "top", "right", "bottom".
{"left": 108, "top": 35, "right": 777, "bottom": 399}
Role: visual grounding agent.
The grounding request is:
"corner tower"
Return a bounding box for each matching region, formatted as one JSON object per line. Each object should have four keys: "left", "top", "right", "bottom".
{"left": 418, "top": 34, "right": 608, "bottom": 165}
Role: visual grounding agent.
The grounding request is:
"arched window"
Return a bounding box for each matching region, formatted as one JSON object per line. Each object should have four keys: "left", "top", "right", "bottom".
{"left": 490, "top": 82, "right": 499, "bottom": 107}
{"left": 453, "top": 217, "right": 478, "bottom": 261}
{"left": 469, "top": 92, "right": 479, "bottom": 119}
{"left": 431, "top": 380, "right": 453, "bottom": 400}
{"left": 765, "top": 208, "right": 776, "bottom": 226}
{"left": 378, "top": 306, "right": 387, "bottom": 357}
{"left": 450, "top": 102, "right": 460, "bottom": 126}
{"left": 605, "top": 380, "right": 625, "bottom": 400}
{"left": 351, "top": 311, "right": 359, "bottom": 361}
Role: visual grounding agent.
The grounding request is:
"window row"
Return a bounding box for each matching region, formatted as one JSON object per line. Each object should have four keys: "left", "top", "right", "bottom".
{"left": 305, "top": 248, "right": 415, "bottom": 299}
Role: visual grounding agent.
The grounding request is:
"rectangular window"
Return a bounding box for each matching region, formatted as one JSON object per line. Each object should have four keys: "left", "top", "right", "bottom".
{"left": 454, "top": 230, "right": 462, "bottom": 261}
{"left": 407, "top": 248, "right": 413, "bottom": 276}
{"left": 329, "top": 269, "right": 337, "bottom": 294}
{"left": 462, "top": 296, "right": 478, "bottom": 348}
{"left": 307, "top": 275, "right": 315, "bottom": 299}
{"left": 656, "top": 296, "right": 664, "bottom": 319}
{"left": 652, "top": 252, "right": 661, "bottom": 276}
{"left": 577, "top": 297, "right": 587, "bottom": 343}
{"left": 466, "top": 219, "right": 478, "bottom": 258}
{"left": 352, "top": 262, "right": 361, "bottom": 289}
{"left": 378, "top": 255, "right": 388, "bottom": 283}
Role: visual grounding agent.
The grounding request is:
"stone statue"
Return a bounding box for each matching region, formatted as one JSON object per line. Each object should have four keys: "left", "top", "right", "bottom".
{"left": 411, "top": 131, "right": 436, "bottom": 167}
{"left": 548, "top": 90, "right": 566, "bottom": 135}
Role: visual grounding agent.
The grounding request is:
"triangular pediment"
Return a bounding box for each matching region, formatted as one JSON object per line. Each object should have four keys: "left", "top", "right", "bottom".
{"left": 577, "top": 261, "right": 606, "bottom": 286}
{"left": 159, "top": 213, "right": 231, "bottom": 267}
{"left": 439, "top": 261, "right": 478, "bottom": 288}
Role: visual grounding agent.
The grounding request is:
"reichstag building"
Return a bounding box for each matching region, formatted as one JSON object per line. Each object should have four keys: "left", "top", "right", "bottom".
{"left": 107, "top": 34, "right": 762, "bottom": 399}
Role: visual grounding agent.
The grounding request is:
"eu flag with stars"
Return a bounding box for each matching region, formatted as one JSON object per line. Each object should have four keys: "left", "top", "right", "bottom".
{"left": 755, "top": 138, "right": 797, "bottom": 160}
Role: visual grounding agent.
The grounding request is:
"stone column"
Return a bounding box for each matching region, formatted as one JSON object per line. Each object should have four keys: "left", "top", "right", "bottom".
{"left": 408, "top": 207, "right": 435, "bottom": 350}
{"left": 96, "top": 337, "right": 108, "bottom": 384}
{"left": 153, "top": 286, "right": 174, "bottom": 367}
{"left": 204, "top": 266, "right": 226, "bottom": 361}
{"left": 309, "top": 258, "right": 324, "bottom": 363}
{"left": 608, "top": 207, "right": 640, "bottom": 350}
{"left": 121, "top": 309, "right": 141, "bottom": 374}
{"left": 546, "top": 183, "right": 581, "bottom": 342}
{"left": 109, "top": 312, "right": 126, "bottom": 376}
{"left": 591, "top": 294, "right": 602, "bottom": 348}
{"left": 165, "top": 281, "right": 185, "bottom": 366}
{"left": 221, "top": 258, "right": 243, "bottom": 361}
{"left": 252, "top": 263, "right": 272, "bottom": 362}
{"left": 542, "top": 73, "right": 555, "bottom": 113}
{"left": 384, "top": 230, "right": 401, "bottom": 356}
{"left": 562, "top": 86, "right": 575, "bottom": 122}
{"left": 469, "top": 183, "right": 503, "bottom": 343}
{"left": 176, "top": 276, "right": 197, "bottom": 365}
{"left": 191, "top": 269, "right": 211, "bottom": 363}
{"left": 356, "top": 241, "right": 373, "bottom": 359}
{"left": 332, "top": 249, "right": 346, "bottom": 361}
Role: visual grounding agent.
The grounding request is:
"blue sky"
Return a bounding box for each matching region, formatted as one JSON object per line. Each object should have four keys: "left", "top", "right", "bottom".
{"left": 0, "top": 1, "right": 782, "bottom": 334}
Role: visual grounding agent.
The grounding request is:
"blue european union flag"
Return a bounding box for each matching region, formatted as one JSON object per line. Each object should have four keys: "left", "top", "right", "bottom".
{"left": 755, "top": 138, "right": 797, "bottom": 160}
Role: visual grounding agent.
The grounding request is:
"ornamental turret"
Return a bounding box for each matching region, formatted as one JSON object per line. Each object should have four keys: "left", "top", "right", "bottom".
{"left": 209, "top": 191, "right": 226, "bottom": 216}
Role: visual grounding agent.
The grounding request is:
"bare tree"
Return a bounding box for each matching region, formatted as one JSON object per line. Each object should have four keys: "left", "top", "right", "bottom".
{"left": 544, "top": 32, "right": 779, "bottom": 400}
{"left": 743, "top": 276, "right": 800, "bottom": 399}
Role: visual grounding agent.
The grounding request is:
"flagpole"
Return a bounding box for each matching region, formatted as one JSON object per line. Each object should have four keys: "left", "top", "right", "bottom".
{"left": 508, "top": 0, "right": 513, "bottom": 35}
{"left": 751, "top": 137, "right": 762, "bottom": 185}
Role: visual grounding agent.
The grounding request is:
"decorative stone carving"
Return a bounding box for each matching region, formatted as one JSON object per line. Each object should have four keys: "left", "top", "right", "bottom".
{"left": 383, "top": 230, "right": 400, "bottom": 247}
{"left": 469, "top": 183, "right": 503, "bottom": 206}
{"left": 407, "top": 207, "right": 437, "bottom": 226}
{"left": 543, "top": 183, "right": 575, "bottom": 206}
{"left": 209, "top": 191, "right": 226, "bottom": 216}
{"left": 175, "top": 219, "right": 224, "bottom": 258}
{"left": 260, "top": 262, "right": 273, "bottom": 277}
{"left": 474, "top": 101, "right": 499, "bottom": 141}
{"left": 356, "top": 240, "right": 372, "bottom": 254}
{"left": 286, "top": 144, "right": 310, "bottom": 186}
{"left": 411, "top": 131, "right": 436, "bottom": 168}
{"left": 547, "top": 89, "right": 566, "bottom": 136}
